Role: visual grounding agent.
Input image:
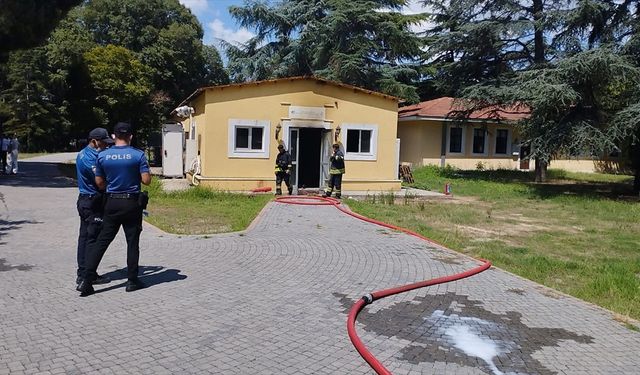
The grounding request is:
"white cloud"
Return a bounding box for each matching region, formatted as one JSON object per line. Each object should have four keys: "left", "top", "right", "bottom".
{"left": 402, "top": 0, "right": 429, "bottom": 15}
{"left": 401, "top": 0, "right": 434, "bottom": 33}
{"left": 178, "top": 0, "right": 209, "bottom": 13}
{"left": 207, "top": 19, "right": 255, "bottom": 46}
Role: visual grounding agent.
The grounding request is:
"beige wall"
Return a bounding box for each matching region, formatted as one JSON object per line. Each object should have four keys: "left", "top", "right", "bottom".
{"left": 188, "top": 79, "right": 401, "bottom": 191}
{"left": 399, "top": 120, "right": 518, "bottom": 168}
{"left": 398, "top": 120, "right": 442, "bottom": 166}
{"left": 398, "top": 119, "right": 625, "bottom": 173}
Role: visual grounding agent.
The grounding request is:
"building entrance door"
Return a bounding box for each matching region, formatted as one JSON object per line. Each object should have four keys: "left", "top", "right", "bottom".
{"left": 288, "top": 127, "right": 323, "bottom": 190}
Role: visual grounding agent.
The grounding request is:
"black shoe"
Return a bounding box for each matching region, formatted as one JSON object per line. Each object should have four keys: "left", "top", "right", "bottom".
{"left": 76, "top": 276, "right": 82, "bottom": 285}
{"left": 78, "top": 280, "right": 95, "bottom": 297}
{"left": 125, "top": 279, "right": 146, "bottom": 292}
{"left": 335, "top": 195, "right": 341, "bottom": 199}
{"left": 93, "top": 274, "right": 111, "bottom": 285}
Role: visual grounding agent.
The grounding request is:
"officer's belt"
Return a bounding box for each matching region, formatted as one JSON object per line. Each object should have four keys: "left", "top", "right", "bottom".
{"left": 108, "top": 193, "right": 139, "bottom": 199}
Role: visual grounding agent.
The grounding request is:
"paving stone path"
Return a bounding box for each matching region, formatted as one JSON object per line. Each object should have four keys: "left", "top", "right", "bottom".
{"left": 1, "top": 155, "right": 639, "bottom": 374}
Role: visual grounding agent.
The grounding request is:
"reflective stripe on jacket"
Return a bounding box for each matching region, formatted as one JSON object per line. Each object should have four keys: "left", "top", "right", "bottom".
{"left": 275, "top": 151, "right": 292, "bottom": 172}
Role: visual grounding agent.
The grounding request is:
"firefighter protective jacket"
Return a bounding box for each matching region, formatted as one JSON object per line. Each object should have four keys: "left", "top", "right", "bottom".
{"left": 275, "top": 151, "right": 292, "bottom": 173}
{"left": 329, "top": 149, "right": 345, "bottom": 174}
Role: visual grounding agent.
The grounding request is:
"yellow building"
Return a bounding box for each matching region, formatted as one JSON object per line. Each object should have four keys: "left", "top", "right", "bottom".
{"left": 398, "top": 97, "right": 623, "bottom": 173}
{"left": 174, "top": 76, "right": 402, "bottom": 192}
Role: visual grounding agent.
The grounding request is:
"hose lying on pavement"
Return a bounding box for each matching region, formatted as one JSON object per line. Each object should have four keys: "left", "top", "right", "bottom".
{"left": 275, "top": 195, "right": 491, "bottom": 375}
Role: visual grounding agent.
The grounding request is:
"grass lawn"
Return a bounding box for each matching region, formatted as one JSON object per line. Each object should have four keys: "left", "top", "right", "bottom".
{"left": 347, "top": 166, "right": 640, "bottom": 322}
{"left": 58, "top": 163, "right": 273, "bottom": 234}
{"left": 20, "top": 152, "right": 49, "bottom": 159}
{"left": 143, "top": 179, "right": 273, "bottom": 234}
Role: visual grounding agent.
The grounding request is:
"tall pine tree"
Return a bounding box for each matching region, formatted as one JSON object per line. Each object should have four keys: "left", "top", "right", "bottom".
{"left": 225, "top": 0, "right": 424, "bottom": 103}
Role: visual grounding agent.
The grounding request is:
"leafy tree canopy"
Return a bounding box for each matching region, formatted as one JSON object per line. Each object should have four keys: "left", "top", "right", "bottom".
{"left": 463, "top": 48, "right": 640, "bottom": 169}
{"left": 0, "top": 0, "right": 82, "bottom": 57}
{"left": 226, "top": 0, "right": 424, "bottom": 103}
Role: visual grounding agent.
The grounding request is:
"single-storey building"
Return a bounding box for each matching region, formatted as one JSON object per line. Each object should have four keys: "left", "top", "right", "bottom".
{"left": 174, "top": 76, "right": 402, "bottom": 192}
{"left": 398, "top": 97, "right": 623, "bottom": 173}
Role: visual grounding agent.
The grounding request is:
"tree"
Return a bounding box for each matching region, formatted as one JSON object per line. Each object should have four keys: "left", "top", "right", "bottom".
{"left": 1, "top": 0, "right": 229, "bottom": 145}
{"left": 83, "top": 45, "right": 153, "bottom": 132}
{"left": 226, "top": 0, "right": 424, "bottom": 103}
{"left": 0, "top": 48, "right": 69, "bottom": 151}
{"left": 463, "top": 48, "right": 640, "bottom": 183}
{"left": 0, "top": 0, "right": 82, "bottom": 57}
{"left": 81, "top": 0, "right": 215, "bottom": 101}
{"left": 420, "top": 0, "right": 573, "bottom": 97}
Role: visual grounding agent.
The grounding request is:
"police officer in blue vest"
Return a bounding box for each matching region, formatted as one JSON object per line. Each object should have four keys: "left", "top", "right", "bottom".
{"left": 75, "top": 128, "right": 114, "bottom": 290}
{"left": 79, "top": 122, "right": 152, "bottom": 296}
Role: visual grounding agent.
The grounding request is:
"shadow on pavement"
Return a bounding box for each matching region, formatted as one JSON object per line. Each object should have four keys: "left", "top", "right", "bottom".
{"left": 93, "top": 265, "right": 187, "bottom": 294}
{"left": 0, "top": 161, "right": 76, "bottom": 188}
{"left": 0, "top": 218, "right": 42, "bottom": 245}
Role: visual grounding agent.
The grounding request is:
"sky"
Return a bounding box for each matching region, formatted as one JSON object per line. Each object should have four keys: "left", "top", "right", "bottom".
{"left": 177, "top": 0, "right": 429, "bottom": 47}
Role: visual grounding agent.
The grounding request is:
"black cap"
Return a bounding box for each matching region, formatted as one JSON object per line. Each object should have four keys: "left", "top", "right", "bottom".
{"left": 88, "top": 127, "right": 114, "bottom": 144}
{"left": 114, "top": 122, "right": 132, "bottom": 136}
{"left": 277, "top": 144, "right": 284, "bottom": 149}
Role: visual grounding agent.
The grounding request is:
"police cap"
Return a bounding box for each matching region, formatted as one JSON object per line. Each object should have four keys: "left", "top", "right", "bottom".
{"left": 88, "top": 127, "right": 114, "bottom": 144}
{"left": 114, "top": 122, "right": 132, "bottom": 136}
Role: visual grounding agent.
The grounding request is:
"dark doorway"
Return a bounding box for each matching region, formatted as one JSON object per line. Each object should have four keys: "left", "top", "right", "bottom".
{"left": 298, "top": 128, "right": 322, "bottom": 188}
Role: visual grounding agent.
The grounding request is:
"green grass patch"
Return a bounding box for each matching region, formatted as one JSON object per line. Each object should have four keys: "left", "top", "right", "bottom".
{"left": 20, "top": 152, "right": 49, "bottom": 159}
{"left": 349, "top": 165, "right": 640, "bottom": 321}
{"left": 143, "top": 179, "right": 272, "bottom": 234}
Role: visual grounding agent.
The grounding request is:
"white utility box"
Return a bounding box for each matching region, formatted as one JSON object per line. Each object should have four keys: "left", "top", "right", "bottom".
{"left": 162, "top": 124, "right": 184, "bottom": 178}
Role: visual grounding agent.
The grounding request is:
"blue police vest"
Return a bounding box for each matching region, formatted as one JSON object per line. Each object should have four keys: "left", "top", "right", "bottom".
{"left": 95, "top": 146, "right": 150, "bottom": 193}
{"left": 76, "top": 146, "right": 100, "bottom": 195}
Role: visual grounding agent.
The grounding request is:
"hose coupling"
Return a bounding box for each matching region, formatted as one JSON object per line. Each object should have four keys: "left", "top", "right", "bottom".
{"left": 362, "top": 294, "right": 374, "bottom": 305}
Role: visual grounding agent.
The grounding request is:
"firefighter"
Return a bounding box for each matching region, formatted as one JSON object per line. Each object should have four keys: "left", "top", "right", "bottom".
{"left": 274, "top": 144, "right": 292, "bottom": 195}
{"left": 323, "top": 143, "right": 345, "bottom": 199}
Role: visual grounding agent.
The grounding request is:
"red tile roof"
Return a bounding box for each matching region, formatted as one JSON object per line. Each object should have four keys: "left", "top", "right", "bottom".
{"left": 398, "top": 97, "right": 530, "bottom": 121}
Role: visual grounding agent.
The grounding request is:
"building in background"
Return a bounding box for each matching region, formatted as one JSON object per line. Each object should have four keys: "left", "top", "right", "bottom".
{"left": 398, "top": 97, "right": 623, "bottom": 173}
{"left": 173, "top": 76, "right": 402, "bottom": 192}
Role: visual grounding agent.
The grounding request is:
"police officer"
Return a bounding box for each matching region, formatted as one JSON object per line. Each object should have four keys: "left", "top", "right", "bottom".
{"left": 75, "top": 128, "right": 114, "bottom": 290}
{"left": 274, "top": 144, "right": 293, "bottom": 195}
{"left": 323, "top": 143, "right": 345, "bottom": 199}
{"left": 79, "top": 122, "right": 152, "bottom": 296}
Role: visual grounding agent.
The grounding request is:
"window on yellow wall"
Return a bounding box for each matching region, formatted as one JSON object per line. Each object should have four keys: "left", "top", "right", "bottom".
{"left": 472, "top": 128, "right": 487, "bottom": 154}
{"left": 449, "top": 127, "right": 463, "bottom": 153}
{"left": 346, "top": 129, "right": 372, "bottom": 153}
{"left": 235, "top": 127, "right": 263, "bottom": 151}
{"left": 495, "top": 129, "right": 509, "bottom": 154}
{"left": 341, "top": 123, "right": 378, "bottom": 161}
{"left": 228, "top": 119, "right": 271, "bottom": 159}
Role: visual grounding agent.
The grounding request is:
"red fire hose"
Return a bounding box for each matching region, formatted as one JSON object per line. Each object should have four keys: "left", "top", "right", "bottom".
{"left": 275, "top": 195, "right": 491, "bottom": 374}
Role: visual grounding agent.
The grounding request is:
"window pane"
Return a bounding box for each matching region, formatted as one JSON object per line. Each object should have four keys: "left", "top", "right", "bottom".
{"left": 495, "top": 129, "right": 508, "bottom": 154}
{"left": 251, "top": 127, "right": 263, "bottom": 150}
{"left": 360, "top": 130, "right": 371, "bottom": 153}
{"left": 235, "top": 127, "right": 249, "bottom": 149}
{"left": 473, "top": 128, "right": 485, "bottom": 153}
{"left": 449, "top": 127, "right": 462, "bottom": 153}
{"left": 347, "top": 129, "right": 360, "bottom": 152}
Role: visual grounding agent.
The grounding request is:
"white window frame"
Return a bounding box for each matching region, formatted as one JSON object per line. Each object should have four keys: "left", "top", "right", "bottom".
{"left": 471, "top": 126, "right": 489, "bottom": 156}
{"left": 228, "top": 119, "right": 270, "bottom": 158}
{"left": 446, "top": 124, "right": 466, "bottom": 155}
{"left": 341, "top": 123, "right": 378, "bottom": 161}
{"left": 494, "top": 128, "right": 511, "bottom": 156}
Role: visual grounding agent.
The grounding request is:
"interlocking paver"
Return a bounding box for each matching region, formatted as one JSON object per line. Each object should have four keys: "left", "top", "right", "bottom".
{"left": 1, "top": 156, "right": 639, "bottom": 374}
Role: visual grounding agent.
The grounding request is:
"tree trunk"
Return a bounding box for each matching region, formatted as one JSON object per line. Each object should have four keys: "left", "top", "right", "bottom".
{"left": 534, "top": 157, "right": 547, "bottom": 183}
{"left": 632, "top": 143, "right": 640, "bottom": 194}
{"left": 532, "top": 0, "right": 545, "bottom": 64}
